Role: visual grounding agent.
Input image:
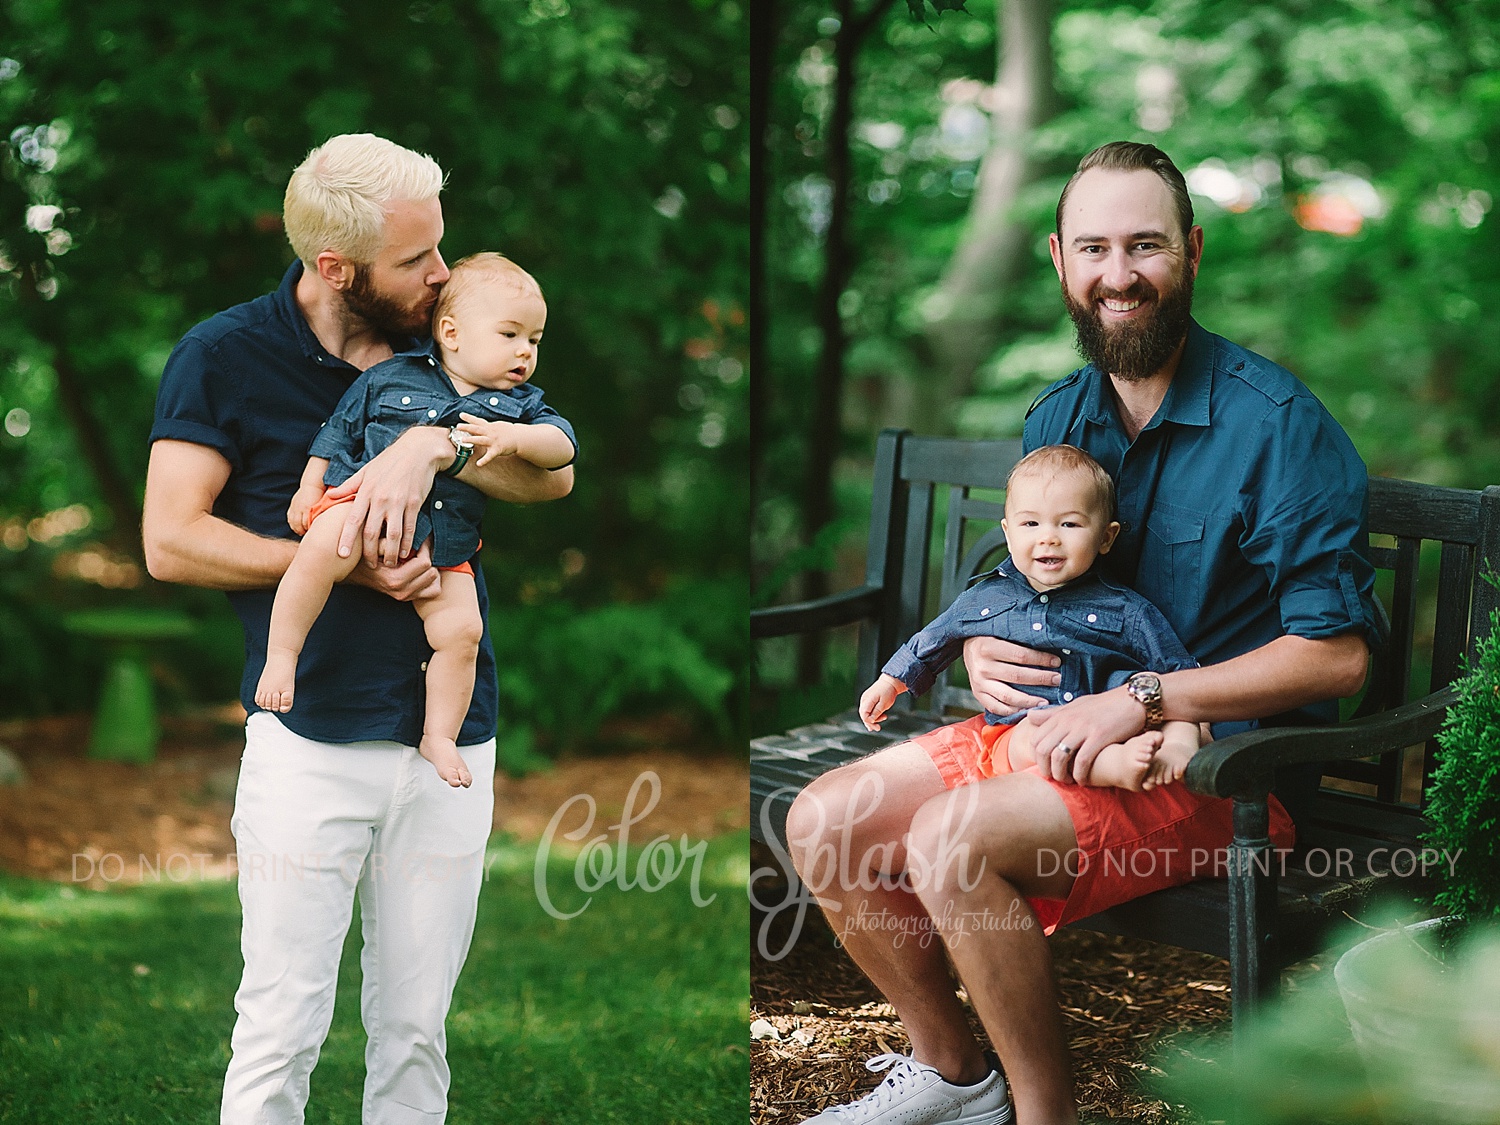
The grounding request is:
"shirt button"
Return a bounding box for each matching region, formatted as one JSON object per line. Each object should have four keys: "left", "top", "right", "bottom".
{"left": 489, "top": 397, "right": 500, "bottom": 406}
{"left": 420, "top": 661, "right": 429, "bottom": 671}
{"left": 1062, "top": 648, "right": 1072, "bottom": 655}
{"left": 1040, "top": 594, "right": 1049, "bottom": 603}
{"left": 434, "top": 500, "right": 444, "bottom": 510}
{"left": 401, "top": 396, "right": 412, "bottom": 405}
{"left": 1087, "top": 613, "right": 1097, "bottom": 623}
{"left": 1121, "top": 520, "right": 1132, "bottom": 532}
{"left": 1063, "top": 692, "right": 1074, "bottom": 701}
{"left": 980, "top": 608, "right": 990, "bottom": 616}
{"left": 428, "top": 357, "right": 436, "bottom": 366}
{"left": 1032, "top": 622, "right": 1043, "bottom": 631}
{"left": 428, "top": 409, "right": 438, "bottom": 418}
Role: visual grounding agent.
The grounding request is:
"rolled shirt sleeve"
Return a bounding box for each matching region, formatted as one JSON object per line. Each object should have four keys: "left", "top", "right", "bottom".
{"left": 150, "top": 337, "right": 245, "bottom": 469}
{"left": 1238, "top": 397, "right": 1385, "bottom": 649}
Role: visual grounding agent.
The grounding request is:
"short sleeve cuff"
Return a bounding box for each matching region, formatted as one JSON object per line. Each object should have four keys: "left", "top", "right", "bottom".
{"left": 148, "top": 419, "right": 241, "bottom": 472}
{"left": 307, "top": 425, "right": 351, "bottom": 460}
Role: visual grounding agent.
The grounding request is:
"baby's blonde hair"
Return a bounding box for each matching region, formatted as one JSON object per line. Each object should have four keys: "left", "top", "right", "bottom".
{"left": 283, "top": 134, "right": 445, "bottom": 266}
{"left": 1005, "top": 445, "right": 1116, "bottom": 518}
{"left": 433, "top": 252, "right": 544, "bottom": 325}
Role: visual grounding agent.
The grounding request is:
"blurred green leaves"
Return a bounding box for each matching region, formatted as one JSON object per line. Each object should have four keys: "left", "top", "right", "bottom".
{"left": 0, "top": 0, "right": 748, "bottom": 744}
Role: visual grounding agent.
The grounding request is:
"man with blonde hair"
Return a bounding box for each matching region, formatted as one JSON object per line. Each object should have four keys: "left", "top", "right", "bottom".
{"left": 144, "top": 134, "right": 571, "bottom": 1124}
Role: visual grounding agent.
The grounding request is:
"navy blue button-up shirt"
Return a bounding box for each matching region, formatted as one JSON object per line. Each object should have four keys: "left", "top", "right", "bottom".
{"left": 882, "top": 558, "right": 1197, "bottom": 724}
{"left": 309, "top": 344, "right": 576, "bottom": 568}
{"left": 149, "top": 261, "right": 499, "bottom": 747}
{"left": 1024, "top": 319, "right": 1382, "bottom": 736}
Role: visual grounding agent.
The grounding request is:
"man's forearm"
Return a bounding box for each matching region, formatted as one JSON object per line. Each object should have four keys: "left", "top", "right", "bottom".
{"left": 144, "top": 511, "right": 297, "bottom": 591}
{"left": 1161, "top": 633, "right": 1370, "bottom": 724}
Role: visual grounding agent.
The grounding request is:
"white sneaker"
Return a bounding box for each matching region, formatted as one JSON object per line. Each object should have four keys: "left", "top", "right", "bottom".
{"left": 798, "top": 1053, "right": 1014, "bottom": 1124}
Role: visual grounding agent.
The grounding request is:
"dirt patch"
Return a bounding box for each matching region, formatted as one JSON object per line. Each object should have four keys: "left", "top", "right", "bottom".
{"left": 751, "top": 879, "right": 1241, "bottom": 1124}
{"left": 0, "top": 707, "right": 748, "bottom": 887}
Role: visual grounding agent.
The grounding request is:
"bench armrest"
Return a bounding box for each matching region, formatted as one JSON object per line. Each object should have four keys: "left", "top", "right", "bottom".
{"left": 1183, "top": 686, "right": 1457, "bottom": 798}
{"left": 750, "top": 585, "right": 884, "bottom": 639}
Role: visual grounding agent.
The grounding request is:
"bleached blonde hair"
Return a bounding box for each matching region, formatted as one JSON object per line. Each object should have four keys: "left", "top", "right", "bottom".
{"left": 433, "top": 252, "right": 544, "bottom": 325}
{"left": 283, "top": 134, "right": 445, "bottom": 265}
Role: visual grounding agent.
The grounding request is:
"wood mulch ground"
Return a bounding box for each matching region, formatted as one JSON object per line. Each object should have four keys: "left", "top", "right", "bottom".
{"left": 0, "top": 707, "right": 749, "bottom": 887}
{"left": 749, "top": 853, "right": 1287, "bottom": 1125}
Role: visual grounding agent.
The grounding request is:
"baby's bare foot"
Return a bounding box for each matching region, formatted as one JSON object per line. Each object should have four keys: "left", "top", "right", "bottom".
{"left": 1144, "top": 740, "right": 1195, "bottom": 790}
{"left": 1086, "top": 733, "right": 1159, "bottom": 792}
{"left": 419, "top": 735, "right": 472, "bottom": 788}
{"left": 254, "top": 651, "right": 298, "bottom": 713}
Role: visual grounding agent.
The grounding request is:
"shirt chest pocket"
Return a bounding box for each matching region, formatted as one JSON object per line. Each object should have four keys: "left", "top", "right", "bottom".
{"left": 375, "top": 390, "right": 449, "bottom": 425}
{"left": 954, "top": 596, "right": 1019, "bottom": 635}
{"left": 1058, "top": 603, "right": 1126, "bottom": 638}
{"left": 1144, "top": 503, "right": 1206, "bottom": 612}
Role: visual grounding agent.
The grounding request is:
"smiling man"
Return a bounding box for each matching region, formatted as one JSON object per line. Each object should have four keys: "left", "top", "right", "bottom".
{"left": 143, "top": 134, "right": 572, "bottom": 1124}
{"left": 785, "top": 142, "right": 1382, "bottom": 1125}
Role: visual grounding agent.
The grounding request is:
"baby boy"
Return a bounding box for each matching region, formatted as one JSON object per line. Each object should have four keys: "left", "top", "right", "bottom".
{"left": 254, "top": 253, "right": 576, "bottom": 787}
{"left": 860, "top": 444, "right": 1203, "bottom": 790}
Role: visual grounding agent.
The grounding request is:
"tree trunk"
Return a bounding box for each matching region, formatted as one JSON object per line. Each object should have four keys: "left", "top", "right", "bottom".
{"left": 920, "top": 0, "right": 1058, "bottom": 426}
{"left": 20, "top": 266, "right": 144, "bottom": 556}
{"left": 798, "top": 0, "right": 896, "bottom": 684}
{"left": 749, "top": 0, "right": 774, "bottom": 520}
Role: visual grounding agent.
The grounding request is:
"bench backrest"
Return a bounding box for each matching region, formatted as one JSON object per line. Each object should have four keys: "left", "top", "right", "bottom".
{"left": 856, "top": 429, "right": 1500, "bottom": 833}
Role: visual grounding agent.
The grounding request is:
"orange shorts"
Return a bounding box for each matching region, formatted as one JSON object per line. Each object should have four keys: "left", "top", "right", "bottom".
{"left": 913, "top": 714, "right": 1295, "bottom": 934}
{"left": 305, "top": 491, "right": 475, "bottom": 577}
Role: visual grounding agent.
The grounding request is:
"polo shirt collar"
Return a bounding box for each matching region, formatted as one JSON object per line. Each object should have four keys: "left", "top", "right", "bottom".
{"left": 272, "top": 259, "right": 425, "bottom": 367}
{"left": 1079, "top": 317, "right": 1212, "bottom": 430}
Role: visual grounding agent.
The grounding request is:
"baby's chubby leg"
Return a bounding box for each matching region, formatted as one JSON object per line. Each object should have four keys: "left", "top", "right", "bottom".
{"left": 412, "top": 570, "right": 482, "bottom": 788}
{"left": 254, "top": 506, "right": 363, "bottom": 713}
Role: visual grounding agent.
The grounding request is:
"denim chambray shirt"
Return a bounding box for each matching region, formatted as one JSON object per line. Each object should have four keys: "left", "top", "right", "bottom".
{"left": 309, "top": 343, "right": 577, "bottom": 568}
{"left": 881, "top": 557, "right": 1198, "bottom": 725}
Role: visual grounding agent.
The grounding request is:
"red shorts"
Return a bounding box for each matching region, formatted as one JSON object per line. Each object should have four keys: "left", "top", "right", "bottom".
{"left": 306, "top": 492, "right": 475, "bottom": 576}
{"left": 914, "top": 715, "right": 1295, "bottom": 934}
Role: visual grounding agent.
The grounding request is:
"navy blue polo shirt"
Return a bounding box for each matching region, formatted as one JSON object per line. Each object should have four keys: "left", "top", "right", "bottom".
{"left": 150, "top": 261, "right": 498, "bottom": 747}
{"left": 1024, "top": 319, "right": 1383, "bottom": 736}
{"left": 309, "top": 344, "right": 576, "bottom": 568}
{"left": 882, "top": 557, "right": 1197, "bottom": 724}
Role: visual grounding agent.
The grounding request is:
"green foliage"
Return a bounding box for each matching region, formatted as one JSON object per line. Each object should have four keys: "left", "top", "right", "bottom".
{"left": 1155, "top": 918, "right": 1500, "bottom": 1123}
{"left": 489, "top": 576, "right": 743, "bottom": 755}
{"left": 906, "top": 0, "right": 969, "bottom": 24}
{"left": 758, "top": 0, "right": 1500, "bottom": 612}
{"left": 1424, "top": 579, "right": 1500, "bottom": 924}
{"left": 0, "top": 0, "right": 748, "bottom": 740}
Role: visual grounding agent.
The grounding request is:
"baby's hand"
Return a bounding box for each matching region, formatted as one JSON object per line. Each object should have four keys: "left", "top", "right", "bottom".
{"left": 858, "top": 674, "right": 907, "bottom": 732}
{"left": 456, "top": 412, "right": 520, "bottom": 467}
{"left": 287, "top": 483, "right": 326, "bottom": 536}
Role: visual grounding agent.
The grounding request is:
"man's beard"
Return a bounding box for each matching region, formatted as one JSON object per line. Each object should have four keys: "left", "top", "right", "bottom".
{"left": 1062, "top": 265, "right": 1194, "bottom": 382}
{"left": 343, "top": 265, "right": 433, "bottom": 337}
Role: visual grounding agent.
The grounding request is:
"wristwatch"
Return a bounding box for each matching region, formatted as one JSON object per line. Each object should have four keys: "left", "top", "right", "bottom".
{"left": 1126, "top": 671, "right": 1165, "bottom": 730}
{"left": 442, "top": 426, "right": 474, "bottom": 477}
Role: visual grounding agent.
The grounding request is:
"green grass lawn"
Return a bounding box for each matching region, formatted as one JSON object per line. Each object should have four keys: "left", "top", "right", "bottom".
{"left": 0, "top": 830, "right": 750, "bottom": 1124}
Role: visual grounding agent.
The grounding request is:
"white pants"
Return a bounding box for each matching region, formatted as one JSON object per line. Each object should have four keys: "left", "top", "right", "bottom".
{"left": 222, "top": 712, "right": 496, "bottom": 1125}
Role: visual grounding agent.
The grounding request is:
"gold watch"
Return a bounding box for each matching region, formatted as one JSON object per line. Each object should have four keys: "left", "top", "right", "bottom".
{"left": 1126, "top": 671, "right": 1165, "bottom": 730}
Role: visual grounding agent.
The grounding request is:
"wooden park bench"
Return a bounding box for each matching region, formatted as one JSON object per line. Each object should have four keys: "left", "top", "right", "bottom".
{"left": 751, "top": 428, "right": 1500, "bottom": 1027}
